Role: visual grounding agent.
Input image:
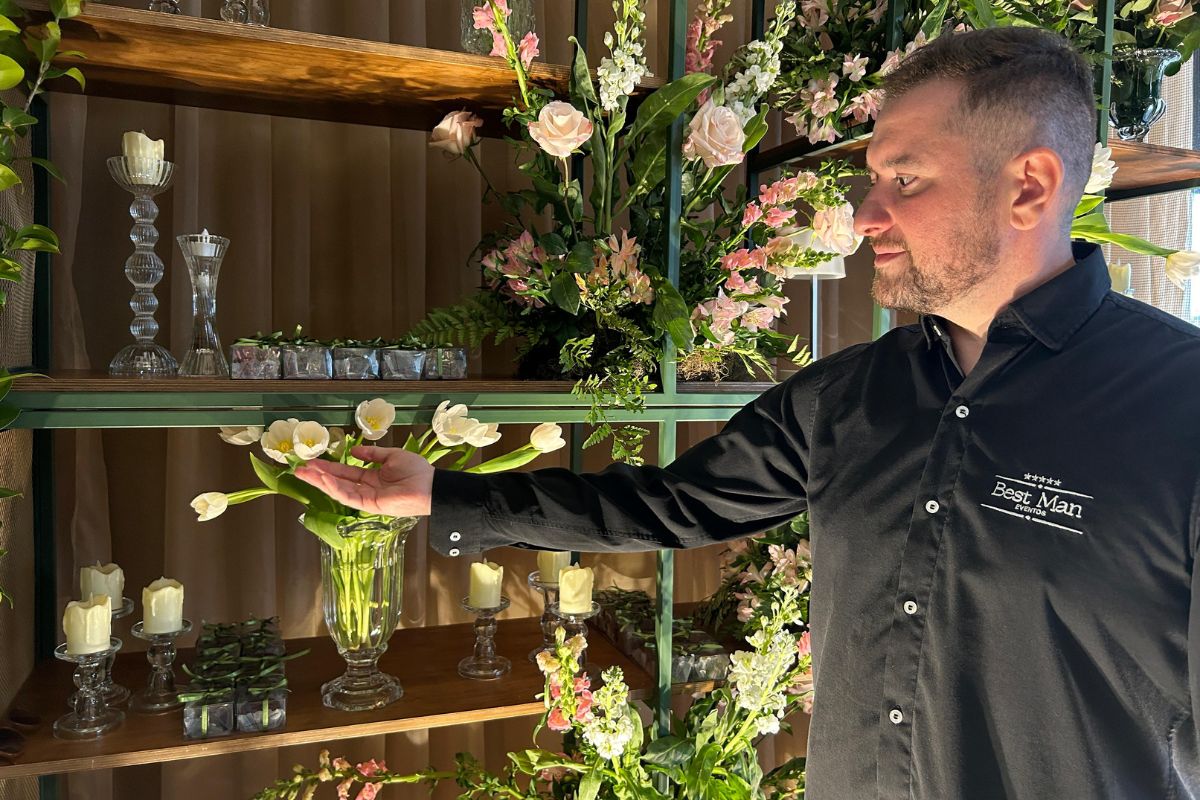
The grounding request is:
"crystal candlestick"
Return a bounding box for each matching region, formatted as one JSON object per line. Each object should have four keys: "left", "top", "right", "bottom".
{"left": 148, "top": 0, "right": 181, "bottom": 12}
{"left": 69, "top": 597, "right": 134, "bottom": 710}
{"left": 527, "top": 571, "right": 561, "bottom": 663}
{"left": 547, "top": 602, "right": 600, "bottom": 668}
{"left": 107, "top": 156, "right": 178, "bottom": 377}
{"left": 130, "top": 619, "right": 192, "bottom": 713}
{"left": 458, "top": 596, "right": 511, "bottom": 680}
{"left": 221, "top": 0, "right": 269, "bottom": 25}
{"left": 177, "top": 232, "right": 230, "bottom": 377}
{"left": 54, "top": 640, "right": 125, "bottom": 739}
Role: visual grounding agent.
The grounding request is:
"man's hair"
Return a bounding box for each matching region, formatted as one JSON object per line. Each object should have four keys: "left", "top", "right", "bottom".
{"left": 882, "top": 27, "right": 1096, "bottom": 225}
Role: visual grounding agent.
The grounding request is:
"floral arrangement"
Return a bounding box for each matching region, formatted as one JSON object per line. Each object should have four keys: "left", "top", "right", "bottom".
{"left": 256, "top": 581, "right": 813, "bottom": 800}
{"left": 1075, "top": 0, "right": 1200, "bottom": 63}
{"left": 412, "top": 0, "right": 860, "bottom": 464}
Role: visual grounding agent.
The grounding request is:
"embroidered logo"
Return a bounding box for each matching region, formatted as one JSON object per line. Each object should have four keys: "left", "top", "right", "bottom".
{"left": 980, "top": 473, "right": 1092, "bottom": 536}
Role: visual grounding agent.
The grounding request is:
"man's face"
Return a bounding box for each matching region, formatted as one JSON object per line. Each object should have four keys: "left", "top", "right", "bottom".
{"left": 854, "top": 79, "right": 1004, "bottom": 316}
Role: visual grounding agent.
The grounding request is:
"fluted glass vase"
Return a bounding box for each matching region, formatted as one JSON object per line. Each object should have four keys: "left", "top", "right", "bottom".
{"left": 177, "top": 233, "right": 230, "bottom": 377}
{"left": 1109, "top": 46, "right": 1182, "bottom": 142}
{"left": 319, "top": 516, "right": 417, "bottom": 712}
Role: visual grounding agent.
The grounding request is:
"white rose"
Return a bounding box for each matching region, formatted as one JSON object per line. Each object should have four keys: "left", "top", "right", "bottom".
{"left": 528, "top": 101, "right": 594, "bottom": 159}
{"left": 1084, "top": 142, "right": 1117, "bottom": 195}
{"left": 1165, "top": 250, "right": 1200, "bottom": 289}
{"left": 811, "top": 202, "right": 862, "bottom": 256}
{"left": 261, "top": 418, "right": 300, "bottom": 464}
{"left": 291, "top": 421, "right": 330, "bottom": 461}
{"left": 355, "top": 398, "right": 396, "bottom": 442}
{"left": 218, "top": 425, "right": 262, "bottom": 446}
{"left": 683, "top": 100, "right": 746, "bottom": 168}
{"left": 432, "top": 400, "right": 488, "bottom": 447}
{"left": 530, "top": 422, "right": 566, "bottom": 452}
{"left": 464, "top": 422, "right": 502, "bottom": 448}
{"left": 429, "top": 110, "right": 483, "bottom": 156}
{"left": 190, "top": 491, "right": 228, "bottom": 522}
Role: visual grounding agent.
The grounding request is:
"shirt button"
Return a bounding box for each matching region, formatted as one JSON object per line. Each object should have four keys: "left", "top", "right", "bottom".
{"left": 449, "top": 531, "right": 462, "bottom": 542}
{"left": 448, "top": 548, "right": 460, "bottom": 557}
{"left": 903, "top": 600, "right": 918, "bottom": 615}
{"left": 925, "top": 499, "right": 940, "bottom": 514}
{"left": 955, "top": 405, "right": 970, "bottom": 418}
{"left": 889, "top": 708, "right": 904, "bottom": 724}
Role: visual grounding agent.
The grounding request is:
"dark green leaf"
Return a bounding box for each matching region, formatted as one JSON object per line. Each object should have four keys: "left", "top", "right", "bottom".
{"left": 588, "top": 120, "right": 609, "bottom": 218}
{"left": 643, "top": 735, "right": 696, "bottom": 768}
{"left": 0, "top": 2, "right": 24, "bottom": 19}
{"left": 249, "top": 452, "right": 285, "bottom": 492}
{"left": 629, "top": 73, "right": 717, "bottom": 142}
{"left": 627, "top": 128, "right": 668, "bottom": 202}
{"left": 652, "top": 281, "right": 693, "bottom": 350}
{"left": 550, "top": 271, "right": 582, "bottom": 315}
{"left": 299, "top": 509, "right": 349, "bottom": 550}
{"left": 684, "top": 742, "right": 721, "bottom": 799}
{"left": 0, "top": 487, "right": 19, "bottom": 500}
{"left": 0, "top": 403, "right": 20, "bottom": 430}
{"left": 921, "top": 0, "right": 952, "bottom": 38}
{"left": 540, "top": 232, "right": 568, "bottom": 256}
{"left": 2, "top": 108, "right": 35, "bottom": 129}
{"left": 568, "top": 36, "right": 597, "bottom": 110}
{"left": 578, "top": 771, "right": 602, "bottom": 800}
{"left": 23, "top": 21, "right": 58, "bottom": 64}
{"left": 0, "top": 373, "right": 11, "bottom": 403}
{"left": 742, "top": 105, "right": 769, "bottom": 152}
{"left": 564, "top": 239, "right": 594, "bottom": 273}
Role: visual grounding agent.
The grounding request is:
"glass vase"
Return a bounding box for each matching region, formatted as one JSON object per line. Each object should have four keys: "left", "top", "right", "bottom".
{"left": 460, "top": 0, "right": 535, "bottom": 55}
{"left": 220, "top": 0, "right": 269, "bottom": 25}
{"left": 177, "top": 233, "right": 230, "bottom": 377}
{"left": 1109, "top": 46, "right": 1182, "bottom": 142}
{"left": 319, "top": 516, "right": 418, "bottom": 711}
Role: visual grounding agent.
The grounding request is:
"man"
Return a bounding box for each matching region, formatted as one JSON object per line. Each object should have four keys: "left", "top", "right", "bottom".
{"left": 297, "top": 27, "right": 1200, "bottom": 799}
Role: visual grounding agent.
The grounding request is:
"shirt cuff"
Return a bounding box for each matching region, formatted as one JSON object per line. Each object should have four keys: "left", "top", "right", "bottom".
{"left": 429, "top": 469, "right": 501, "bottom": 557}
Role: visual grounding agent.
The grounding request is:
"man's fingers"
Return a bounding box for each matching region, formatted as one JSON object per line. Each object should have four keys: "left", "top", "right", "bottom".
{"left": 297, "top": 458, "right": 370, "bottom": 483}
{"left": 351, "top": 445, "right": 396, "bottom": 465}
{"left": 299, "top": 468, "right": 380, "bottom": 513}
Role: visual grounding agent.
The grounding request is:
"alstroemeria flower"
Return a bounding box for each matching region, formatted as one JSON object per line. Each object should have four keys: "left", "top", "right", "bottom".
{"left": 432, "top": 400, "right": 488, "bottom": 447}
{"left": 530, "top": 422, "right": 566, "bottom": 453}
{"left": 355, "top": 398, "right": 396, "bottom": 441}
{"left": 292, "top": 421, "right": 330, "bottom": 460}
{"left": 218, "top": 425, "right": 262, "bottom": 446}
{"left": 190, "top": 491, "right": 228, "bottom": 521}
{"left": 261, "top": 418, "right": 300, "bottom": 464}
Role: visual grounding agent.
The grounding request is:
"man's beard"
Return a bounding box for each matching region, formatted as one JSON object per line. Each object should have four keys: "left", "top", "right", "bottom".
{"left": 871, "top": 206, "right": 1000, "bottom": 316}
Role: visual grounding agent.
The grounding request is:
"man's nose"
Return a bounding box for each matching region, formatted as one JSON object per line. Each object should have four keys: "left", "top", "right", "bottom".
{"left": 854, "top": 186, "right": 893, "bottom": 240}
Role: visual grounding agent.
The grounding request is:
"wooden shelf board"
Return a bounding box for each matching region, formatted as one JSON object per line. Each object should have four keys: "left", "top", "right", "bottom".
{"left": 35, "top": 2, "right": 659, "bottom": 133}
{"left": 750, "top": 134, "right": 1200, "bottom": 200}
{"left": 0, "top": 616, "right": 652, "bottom": 779}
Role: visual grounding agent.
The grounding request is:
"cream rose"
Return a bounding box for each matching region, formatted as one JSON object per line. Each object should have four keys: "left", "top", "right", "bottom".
{"left": 683, "top": 100, "right": 746, "bottom": 168}
{"left": 811, "top": 202, "right": 862, "bottom": 256}
{"left": 528, "top": 101, "right": 593, "bottom": 159}
{"left": 429, "top": 110, "right": 483, "bottom": 155}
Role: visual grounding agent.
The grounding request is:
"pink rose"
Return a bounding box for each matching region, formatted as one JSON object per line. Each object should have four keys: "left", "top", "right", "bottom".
{"left": 528, "top": 101, "right": 593, "bottom": 159}
{"left": 1153, "top": 0, "right": 1194, "bottom": 25}
{"left": 518, "top": 32, "right": 540, "bottom": 67}
{"left": 683, "top": 99, "right": 746, "bottom": 168}
{"left": 429, "top": 110, "right": 483, "bottom": 155}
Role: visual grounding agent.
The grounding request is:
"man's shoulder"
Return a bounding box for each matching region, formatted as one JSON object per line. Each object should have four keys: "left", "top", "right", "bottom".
{"left": 774, "top": 324, "right": 924, "bottom": 395}
{"left": 1103, "top": 293, "right": 1200, "bottom": 350}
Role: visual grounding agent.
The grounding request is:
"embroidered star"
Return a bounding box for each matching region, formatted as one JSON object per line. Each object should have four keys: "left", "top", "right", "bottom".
{"left": 1033, "top": 474, "right": 1044, "bottom": 483}
{"left": 1053, "top": 479, "right": 1062, "bottom": 487}
{"left": 1024, "top": 473, "right": 1032, "bottom": 481}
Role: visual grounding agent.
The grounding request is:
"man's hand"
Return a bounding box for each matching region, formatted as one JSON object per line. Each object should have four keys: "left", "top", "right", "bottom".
{"left": 294, "top": 446, "right": 435, "bottom": 517}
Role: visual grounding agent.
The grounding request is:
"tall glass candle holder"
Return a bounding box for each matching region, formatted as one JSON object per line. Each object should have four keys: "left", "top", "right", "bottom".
{"left": 177, "top": 232, "right": 230, "bottom": 377}
{"left": 458, "top": 596, "right": 511, "bottom": 680}
{"left": 107, "top": 156, "right": 178, "bottom": 377}
{"left": 547, "top": 601, "right": 600, "bottom": 668}
{"left": 54, "top": 639, "right": 124, "bottom": 739}
{"left": 129, "top": 619, "right": 192, "bottom": 713}
{"left": 526, "top": 570, "right": 561, "bottom": 663}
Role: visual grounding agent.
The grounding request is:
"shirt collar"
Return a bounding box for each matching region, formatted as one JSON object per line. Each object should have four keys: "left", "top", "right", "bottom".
{"left": 919, "top": 242, "right": 1109, "bottom": 352}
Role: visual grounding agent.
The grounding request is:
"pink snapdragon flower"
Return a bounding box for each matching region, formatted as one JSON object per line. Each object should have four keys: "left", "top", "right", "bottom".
{"left": 547, "top": 707, "right": 571, "bottom": 731}
{"left": 743, "top": 202, "right": 764, "bottom": 228}
{"left": 764, "top": 207, "right": 797, "bottom": 228}
{"left": 518, "top": 31, "right": 540, "bottom": 67}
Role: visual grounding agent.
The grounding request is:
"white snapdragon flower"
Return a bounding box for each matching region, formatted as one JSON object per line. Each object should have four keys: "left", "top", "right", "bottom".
{"left": 218, "top": 425, "right": 263, "bottom": 446}
{"left": 291, "top": 421, "right": 330, "bottom": 460}
{"left": 190, "top": 491, "right": 228, "bottom": 521}
{"left": 530, "top": 422, "right": 566, "bottom": 452}
{"left": 261, "top": 419, "right": 300, "bottom": 464}
{"left": 432, "top": 400, "right": 488, "bottom": 447}
{"left": 355, "top": 398, "right": 396, "bottom": 441}
{"left": 597, "top": 4, "right": 650, "bottom": 111}
{"left": 1084, "top": 142, "right": 1117, "bottom": 195}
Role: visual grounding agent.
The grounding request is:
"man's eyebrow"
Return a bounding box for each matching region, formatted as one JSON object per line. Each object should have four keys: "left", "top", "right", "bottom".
{"left": 867, "top": 152, "right": 925, "bottom": 172}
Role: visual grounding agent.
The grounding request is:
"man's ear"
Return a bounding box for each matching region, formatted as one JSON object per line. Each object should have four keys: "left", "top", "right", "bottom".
{"left": 1006, "top": 147, "right": 1066, "bottom": 232}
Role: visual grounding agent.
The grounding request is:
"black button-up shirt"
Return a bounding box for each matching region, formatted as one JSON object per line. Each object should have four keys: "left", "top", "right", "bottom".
{"left": 431, "top": 243, "right": 1200, "bottom": 799}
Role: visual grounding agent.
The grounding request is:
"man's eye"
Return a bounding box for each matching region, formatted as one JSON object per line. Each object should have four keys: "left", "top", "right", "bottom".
{"left": 896, "top": 176, "right": 916, "bottom": 188}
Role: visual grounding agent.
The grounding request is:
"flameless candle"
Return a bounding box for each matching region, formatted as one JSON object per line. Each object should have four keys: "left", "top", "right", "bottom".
{"left": 63, "top": 595, "right": 112, "bottom": 655}
{"left": 1108, "top": 263, "right": 1132, "bottom": 294}
{"left": 537, "top": 551, "right": 572, "bottom": 584}
{"left": 558, "top": 565, "right": 593, "bottom": 615}
{"left": 80, "top": 562, "right": 124, "bottom": 603}
{"left": 142, "top": 577, "right": 184, "bottom": 634}
{"left": 122, "top": 130, "right": 165, "bottom": 184}
{"left": 183, "top": 228, "right": 219, "bottom": 258}
{"left": 468, "top": 561, "right": 504, "bottom": 609}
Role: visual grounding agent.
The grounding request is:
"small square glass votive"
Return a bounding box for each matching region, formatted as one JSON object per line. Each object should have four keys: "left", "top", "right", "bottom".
{"left": 281, "top": 345, "right": 332, "bottom": 379}
{"left": 235, "top": 687, "right": 287, "bottom": 732}
{"left": 423, "top": 347, "right": 468, "bottom": 379}
{"left": 332, "top": 347, "right": 380, "bottom": 380}
{"left": 181, "top": 689, "right": 235, "bottom": 739}
{"left": 229, "top": 345, "right": 281, "bottom": 380}
{"left": 380, "top": 349, "right": 426, "bottom": 380}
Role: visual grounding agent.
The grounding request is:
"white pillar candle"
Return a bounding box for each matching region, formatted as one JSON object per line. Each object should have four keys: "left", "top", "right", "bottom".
{"left": 63, "top": 595, "right": 112, "bottom": 655}
{"left": 121, "top": 130, "right": 165, "bottom": 184}
{"left": 537, "top": 551, "right": 572, "bottom": 584}
{"left": 142, "top": 577, "right": 184, "bottom": 634}
{"left": 468, "top": 561, "right": 503, "bottom": 609}
{"left": 80, "top": 562, "right": 124, "bottom": 603}
{"left": 1108, "top": 263, "right": 1132, "bottom": 294}
{"left": 558, "top": 565, "right": 594, "bottom": 615}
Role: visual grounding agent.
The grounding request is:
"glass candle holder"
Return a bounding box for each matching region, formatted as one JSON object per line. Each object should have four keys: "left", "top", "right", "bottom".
{"left": 547, "top": 601, "right": 600, "bottom": 668}
{"left": 458, "top": 596, "right": 511, "bottom": 680}
{"left": 177, "top": 233, "right": 231, "bottom": 377}
{"left": 332, "top": 347, "right": 380, "bottom": 379}
{"left": 380, "top": 349, "right": 426, "bottom": 380}
{"left": 69, "top": 596, "right": 135, "bottom": 710}
{"left": 526, "top": 570, "right": 561, "bottom": 663}
{"left": 230, "top": 344, "right": 281, "bottom": 379}
{"left": 181, "top": 688, "right": 235, "bottom": 739}
{"left": 281, "top": 345, "right": 332, "bottom": 379}
{"left": 129, "top": 619, "right": 192, "bottom": 713}
{"left": 106, "top": 156, "right": 178, "bottom": 378}
{"left": 53, "top": 639, "right": 124, "bottom": 740}
{"left": 220, "top": 0, "right": 269, "bottom": 25}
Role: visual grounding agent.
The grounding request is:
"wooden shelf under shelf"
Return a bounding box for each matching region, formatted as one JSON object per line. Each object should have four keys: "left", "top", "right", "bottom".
{"left": 0, "top": 616, "right": 652, "bottom": 779}
{"left": 750, "top": 134, "right": 1200, "bottom": 201}
{"left": 35, "top": 2, "right": 659, "bottom": 133}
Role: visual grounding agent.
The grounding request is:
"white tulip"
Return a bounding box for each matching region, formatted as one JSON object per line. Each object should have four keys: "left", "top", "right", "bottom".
{"left": 327, "top": 426, "right": 349, "bottom": 459}
{"left": 465, "top": 422, "right": 502, "bottom": 448}
{"left": 218, "top": 425, "right": 263, "bottom": 446}
{"left": 1165, "top": 250, "right": 1200, "bottom": 289}
{"left": 1084, "top": 142, "right": 1117, "bottom": 195}
{"left": 292, "top": 421, "right": 330, "bottom": 460}
{"left": 432, "top": 400, "right": 487, "bottom": 447}
{"left": 530, "top": 422, "right": 566, "bottom": 452}
{"left": 190, "top": 491, "right": 228, "bottom": 522}
{"left": 355, "top": 398, "right": 396, "bottom": 441}
{"left": 261, "top": 418, "right": 300, "bottom": 464}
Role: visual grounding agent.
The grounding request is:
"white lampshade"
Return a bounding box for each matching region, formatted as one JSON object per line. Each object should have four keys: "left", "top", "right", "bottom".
{"left": 779, "top": 227, "right": 848, "bottom": 279}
